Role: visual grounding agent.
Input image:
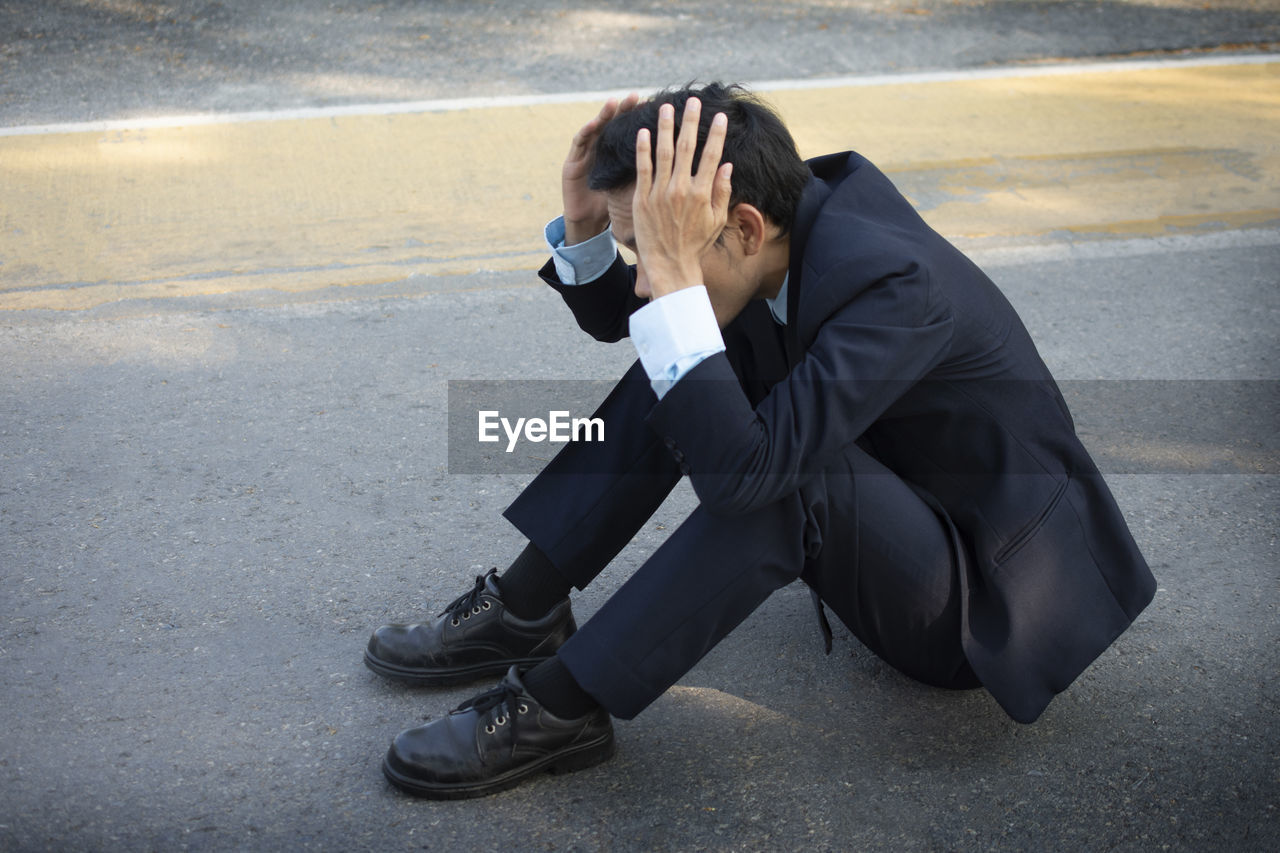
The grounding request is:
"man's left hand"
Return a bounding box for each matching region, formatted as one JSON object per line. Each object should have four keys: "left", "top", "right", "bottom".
{"left": 632, "top": 98, "right": 734, "bottom": 299}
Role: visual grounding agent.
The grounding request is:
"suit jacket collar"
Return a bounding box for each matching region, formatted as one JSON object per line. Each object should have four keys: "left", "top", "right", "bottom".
{"left": 784, "top": 153, "right": 850, "bottom": 364}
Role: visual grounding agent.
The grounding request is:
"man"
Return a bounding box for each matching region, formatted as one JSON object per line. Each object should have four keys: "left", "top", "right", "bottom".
{"left": 365, "top": 84, "right": 1155, "bottom": 799}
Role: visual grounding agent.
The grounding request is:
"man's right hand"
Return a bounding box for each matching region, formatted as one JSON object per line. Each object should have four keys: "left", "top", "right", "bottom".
{"left": 562, "top": 93, "right": 639, "bottom": 246}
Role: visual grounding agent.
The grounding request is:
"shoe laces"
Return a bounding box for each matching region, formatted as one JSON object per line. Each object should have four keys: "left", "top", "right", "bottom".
{"left": 438, "top": 568, "right": 498, "bottom": 624}
{"left": 454, "top": 675, "right": 531, "bottom": 747}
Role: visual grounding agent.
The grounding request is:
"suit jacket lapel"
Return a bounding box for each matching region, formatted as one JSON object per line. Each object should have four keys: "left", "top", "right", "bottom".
{"left": 785, "top": 172, "right": 835, "bottom": 366}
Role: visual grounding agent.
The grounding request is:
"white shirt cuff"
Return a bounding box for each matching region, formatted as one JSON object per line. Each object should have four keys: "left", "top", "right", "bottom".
{"left": 628, "top": 285, "right": 726, "bottom": 399}
{"left": 544, "top": 216, "right": 617, "bottom": 285}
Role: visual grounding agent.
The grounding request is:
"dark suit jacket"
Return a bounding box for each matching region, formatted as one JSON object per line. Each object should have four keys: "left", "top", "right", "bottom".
{"left": 540, "top": 151, "right": 1155, "bottom": 724}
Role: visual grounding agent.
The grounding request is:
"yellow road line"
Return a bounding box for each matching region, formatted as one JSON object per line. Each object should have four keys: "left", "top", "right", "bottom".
{"left": 1, "top": 61, "right": 1276, "bottom": 311}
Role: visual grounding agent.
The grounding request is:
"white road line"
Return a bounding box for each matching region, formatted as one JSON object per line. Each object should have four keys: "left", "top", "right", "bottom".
{"left": 0, "top": 53, "right": 1274, "bottom": 138}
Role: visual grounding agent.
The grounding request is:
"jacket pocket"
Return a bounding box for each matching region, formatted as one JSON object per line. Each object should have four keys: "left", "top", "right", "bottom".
{"left": 993, "top": 476, "right": 1070, "bottom": 567}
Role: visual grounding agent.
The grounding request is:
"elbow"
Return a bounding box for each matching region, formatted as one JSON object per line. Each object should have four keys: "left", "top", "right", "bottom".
{"left": 568, "top": 302, "right": 632, "bottom": 343}
{"left": 681, "top": 421, "right": 789, "bottom": 517}
{"left": 689, "top": 472, "right": 773, "bottom": 518}
{"left": 587, "top": 326, "right": 627, "bottom": 344}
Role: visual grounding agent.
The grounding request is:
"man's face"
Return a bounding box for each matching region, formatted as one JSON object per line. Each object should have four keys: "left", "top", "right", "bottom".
{"left": 605, "top": 189, "right": 750, "bottom": 328}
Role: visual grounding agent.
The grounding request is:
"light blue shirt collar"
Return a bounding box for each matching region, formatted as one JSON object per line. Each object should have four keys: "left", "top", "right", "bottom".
{"left": 765, "top": 274, "right": 789, "bottom": 325}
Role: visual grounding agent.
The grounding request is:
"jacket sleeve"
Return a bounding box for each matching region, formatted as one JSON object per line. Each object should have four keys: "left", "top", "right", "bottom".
{"left": 645, "top": 261, "right": 953, "bottom": 515}
{"left": 538, "top": 254, "right": 647, "bottom": 343}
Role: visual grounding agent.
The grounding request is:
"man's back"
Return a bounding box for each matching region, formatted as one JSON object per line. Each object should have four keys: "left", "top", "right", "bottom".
{"left": 787, "top": 150, "right": 1155, "bottom": 721}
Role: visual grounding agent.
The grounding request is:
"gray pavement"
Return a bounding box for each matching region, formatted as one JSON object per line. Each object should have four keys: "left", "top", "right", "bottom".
{"left": 2, "top": 0, "right": 1279, "bottom": 126}
{"left": 2, "top": 2, "right": 1279, "bottom": 851}
{"left": 2, "top": 234, "right": 1277, "bottom": 850}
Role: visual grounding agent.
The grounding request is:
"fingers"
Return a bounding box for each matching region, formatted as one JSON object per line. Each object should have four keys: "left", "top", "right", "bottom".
{"left": 637, "top": 96, "right": 732, "bottom": 223}
{"left": 570, "top": 92, "right": 639, "bottom": 158}
{"left": 653, "top": 102, "right": 677, "bottom": 190}
{"left": 616, "top": 91, "right": 640, "bottom": 117}
{"left": 634, "top": 126, "right": 653, "bottom": 196}
{"left": 570, "top": 98, "right": 615, "bottom": 153}
{"left": 671, "top": 98, "right": 701, "bottom": 184}
{"left": 711, "top": 161, "right": 734, "bottom": 215}
{"left": 645, "top": 98, "right": 729, "bottom": 190}
{"left": 601, "top": 91, "right": 640, "bottom": 125}
{"left": 695, "top": 111, "right": 728, "bottom": 194}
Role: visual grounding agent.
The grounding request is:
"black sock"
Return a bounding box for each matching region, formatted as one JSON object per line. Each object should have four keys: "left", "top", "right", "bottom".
{"left": 497, "top": 541, "right": 572, "bottom": 620}
{"left": 522, "top": 656, "right": 599, "bottom": 719}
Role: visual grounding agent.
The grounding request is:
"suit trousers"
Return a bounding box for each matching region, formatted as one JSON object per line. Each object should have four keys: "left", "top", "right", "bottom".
{"left": 503, "top": 311, "right": 978, "bottom": 719}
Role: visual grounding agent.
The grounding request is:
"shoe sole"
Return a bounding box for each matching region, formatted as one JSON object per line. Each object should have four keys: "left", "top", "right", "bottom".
{"left": 381, "top": 732, "right": 616, "bottom": 799}
{"left": 362, "top": 649, "right": 551, "bottom": 686}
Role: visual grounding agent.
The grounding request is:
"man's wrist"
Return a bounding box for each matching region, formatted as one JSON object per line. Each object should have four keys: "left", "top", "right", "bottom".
{"left": 564, "top": 216, "right": 610, "bottom": 247}
{"left": 644, "top": 259, "right": 704, "bottom": 298}
{"left": 546, "top": 216, "right": 617, "bottom": 286}
{"left": 628, "top": 285, "right": 726, "bottom": 399}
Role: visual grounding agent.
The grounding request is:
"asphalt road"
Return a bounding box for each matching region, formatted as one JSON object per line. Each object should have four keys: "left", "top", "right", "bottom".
{"left": 1, "top": 2, "right": 1278, "bottom": 851}
{"left": 2, "top": 0, "right": 1279, "bottom": 126}
{"left": 2, "top": 235, "right": 1277, "bottom": 851}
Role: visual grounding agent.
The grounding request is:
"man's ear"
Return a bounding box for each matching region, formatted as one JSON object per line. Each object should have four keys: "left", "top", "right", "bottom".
{"left": 727, "top": 203, "right": 767, "bottom": 256}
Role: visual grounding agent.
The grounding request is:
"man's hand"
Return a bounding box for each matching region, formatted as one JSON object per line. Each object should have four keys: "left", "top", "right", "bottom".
{"left": 562, "top": 93, "right": 639, "bottom": 246}
{"left": 632, "top": 98, "right": 733, "bottom": 299}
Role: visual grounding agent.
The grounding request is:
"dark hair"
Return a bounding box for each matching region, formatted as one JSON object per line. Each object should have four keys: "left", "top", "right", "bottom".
{"left": 588, "top": 82, "right": 809, "bottom": 235}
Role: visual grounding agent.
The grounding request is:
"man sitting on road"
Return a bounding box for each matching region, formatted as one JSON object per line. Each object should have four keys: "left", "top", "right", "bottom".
{"left": 364, "top": 83, "right": 1155, "bottom": 799}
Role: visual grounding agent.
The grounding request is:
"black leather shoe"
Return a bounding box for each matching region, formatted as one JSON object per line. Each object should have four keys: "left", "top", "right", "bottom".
{"left": 382, "top": 665, "right": 615, "bottom": 799}
{"left": 364, "top": 569, "right": 576, "bottom": 686}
